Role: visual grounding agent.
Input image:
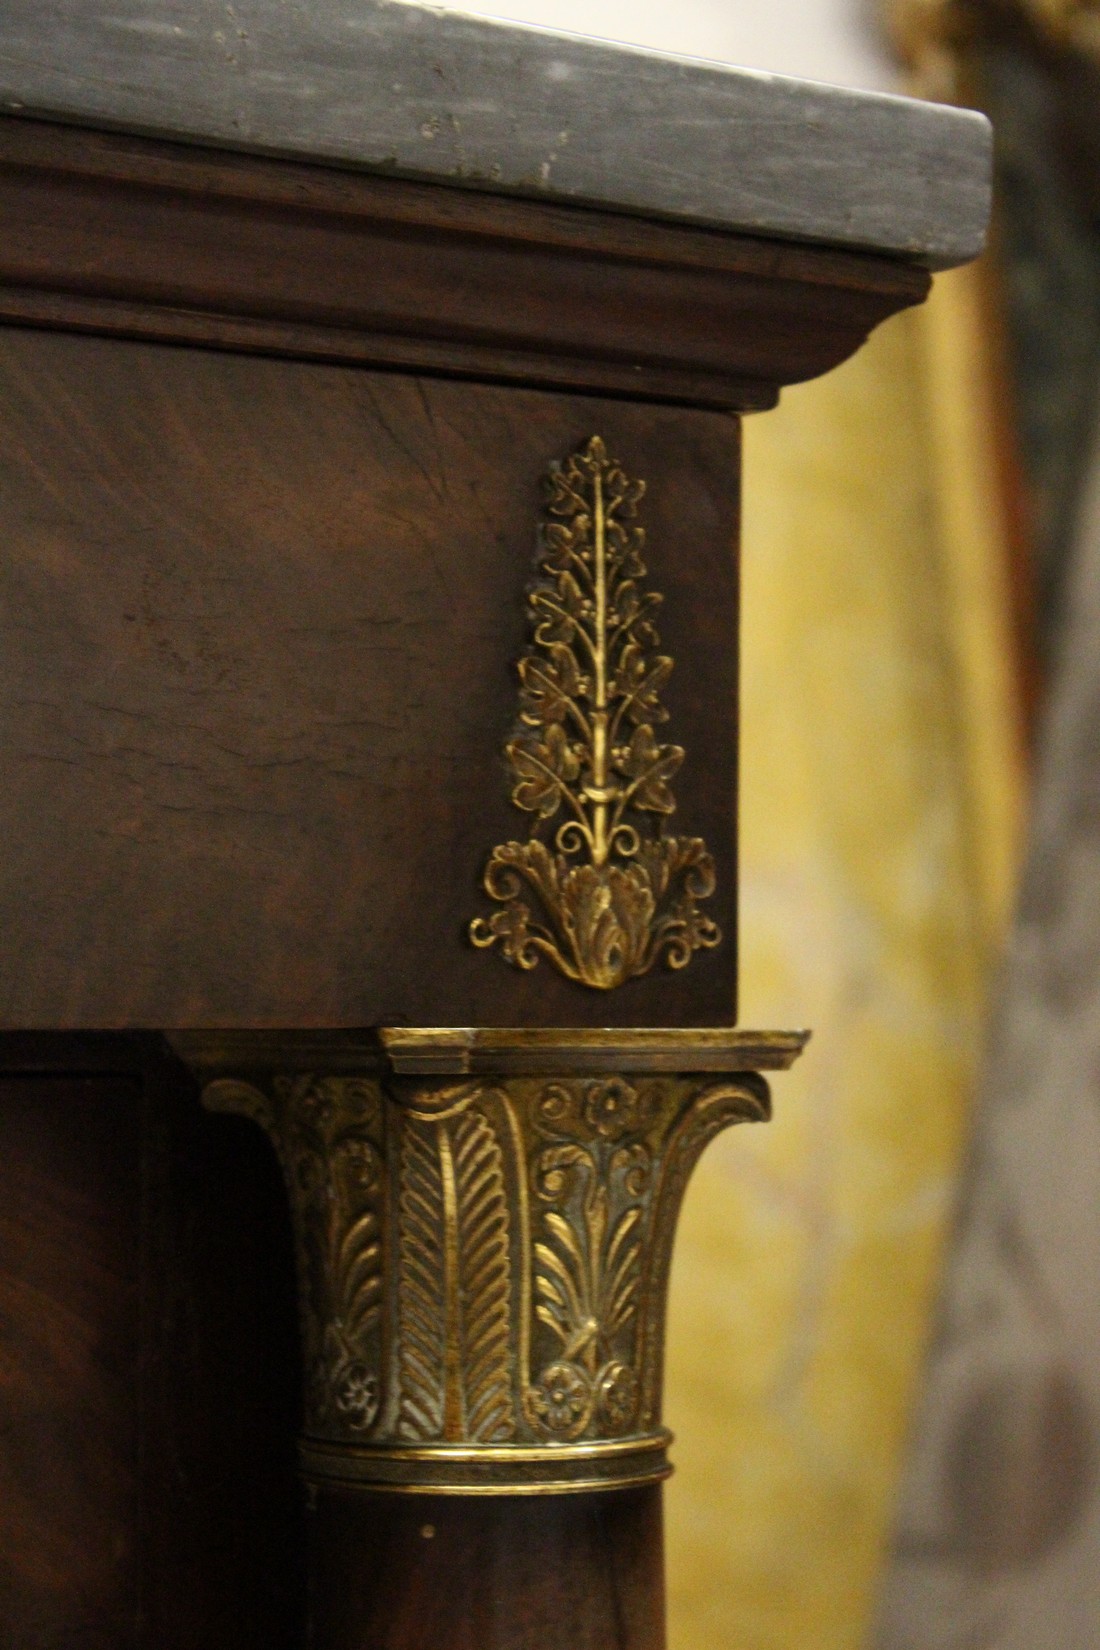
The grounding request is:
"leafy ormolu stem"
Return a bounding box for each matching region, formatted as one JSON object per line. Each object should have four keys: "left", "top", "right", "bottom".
{"left": 470, "top": 436, "right": 722, "bottom": 989}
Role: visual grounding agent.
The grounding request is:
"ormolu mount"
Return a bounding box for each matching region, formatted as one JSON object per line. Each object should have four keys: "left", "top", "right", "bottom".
{"left": 199, "top": 1029, "right": 807, "bottom": 1496}
{"left": 471, "top": 438, "right": 722, "bottom": 989}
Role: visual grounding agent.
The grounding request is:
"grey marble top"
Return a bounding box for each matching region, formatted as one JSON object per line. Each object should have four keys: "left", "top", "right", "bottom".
{"left": 0, "top": 1, "right": 991, "bottom": 268}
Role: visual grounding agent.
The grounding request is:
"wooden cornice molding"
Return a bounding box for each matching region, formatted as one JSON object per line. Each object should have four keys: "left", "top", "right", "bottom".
{"left": 0, "top": 116, "right": 930, "bottom": 412}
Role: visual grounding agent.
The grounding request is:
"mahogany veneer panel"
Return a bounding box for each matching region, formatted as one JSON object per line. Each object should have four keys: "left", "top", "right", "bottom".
{"left": 0, "top": 1055, "right": 305, "bottom": 1646}
{"left": 0, "top": 1076, "right": 141, "bottom": 1647}
{"left": 0, "top": 327, "right": 739, "bottom": 1028}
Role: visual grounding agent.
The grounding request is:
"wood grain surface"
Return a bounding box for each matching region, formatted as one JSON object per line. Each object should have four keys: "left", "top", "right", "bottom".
{"left": 306, "top": 1485, "right": 664, "bottom": 1650}
{"left": 0, "top": 329, "right": 740, "bottom": 1028}
{"left": 0, "top": 1054, "right": 305, "bottom": 1647}
{"left": 0, "top": 1075, "right": 142, "bottom": 1647}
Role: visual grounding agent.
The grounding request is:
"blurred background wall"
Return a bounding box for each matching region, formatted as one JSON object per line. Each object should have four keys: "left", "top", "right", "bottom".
{"left": 424, "top": 0, "right": 899, "bottom": 90}
{"left": 435, "top": 5, "right": 1082, "bottom": 1648}
{"left": 873, "top": 9, "right": 1100, "bottom": 1649}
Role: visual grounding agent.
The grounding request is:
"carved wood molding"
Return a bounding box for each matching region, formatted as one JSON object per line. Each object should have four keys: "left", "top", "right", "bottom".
{"left": 0, "top": 116, "right": 930, "bottom": 412}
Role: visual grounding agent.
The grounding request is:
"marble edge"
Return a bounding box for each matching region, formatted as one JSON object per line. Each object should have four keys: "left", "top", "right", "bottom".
{"left": 0, "top": 2, "right": 991, "bottom": 268}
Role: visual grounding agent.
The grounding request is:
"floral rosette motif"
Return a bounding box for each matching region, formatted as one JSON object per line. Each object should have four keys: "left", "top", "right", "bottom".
{"left": 584, "top": 1077, "right": 641, "bottom": 1141}
{"left": 527, "top": 1361, "right": 594, "bottom": 1439}
{"left": 597, "top": 1361, "right": 640, "bottom": 1432}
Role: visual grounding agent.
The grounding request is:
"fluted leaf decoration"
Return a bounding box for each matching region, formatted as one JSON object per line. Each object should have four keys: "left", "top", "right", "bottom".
{"left": 396, "top": 1101, "right": 516, "bottom": 1443}
{"left": 453, "top": 1109, "right": 515, "bottom": 1443}
{"left": 470, "top": 435, "right": 722, "bottom": 988}
{"left": 396, "top": 1117, "right": 448, "bottom": 1440}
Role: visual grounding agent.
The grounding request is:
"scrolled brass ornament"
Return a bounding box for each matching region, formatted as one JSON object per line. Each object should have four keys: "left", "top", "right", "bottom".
{"left": 470, "top": 436, "right": 722, "bottom": 989}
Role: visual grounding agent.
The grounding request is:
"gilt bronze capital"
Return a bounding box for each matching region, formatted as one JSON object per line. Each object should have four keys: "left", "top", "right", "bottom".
{"left": 200, "top": 1028, "right": 805, "bottom": 1496}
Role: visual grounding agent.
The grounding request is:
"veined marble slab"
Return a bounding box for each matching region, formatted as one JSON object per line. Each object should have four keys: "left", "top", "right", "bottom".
{"left": 0, "top": 2, "right": 989, "bottom": 268}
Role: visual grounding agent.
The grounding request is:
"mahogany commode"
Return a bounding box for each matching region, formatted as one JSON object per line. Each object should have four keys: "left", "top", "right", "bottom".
{"left": 0, "top": 6, "right": 990, "bottom": 1646}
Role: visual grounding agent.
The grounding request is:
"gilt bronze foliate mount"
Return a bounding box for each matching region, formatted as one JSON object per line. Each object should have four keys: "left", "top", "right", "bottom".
{"left": 470, "top": 436, "right": 723, "bottom": 990}
{"left": 197, "top": 1028, "right": 807, "bottom": 1496}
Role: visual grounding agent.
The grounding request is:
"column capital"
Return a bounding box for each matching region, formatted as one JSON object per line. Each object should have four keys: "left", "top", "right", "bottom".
{"left": 197, "top": 1028, "right": 806, "bottom": 1496}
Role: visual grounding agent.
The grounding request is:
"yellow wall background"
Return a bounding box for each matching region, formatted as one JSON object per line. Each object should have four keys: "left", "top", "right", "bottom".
{"left": 664, "top": 280, "right": 1022, "bottom": 1650}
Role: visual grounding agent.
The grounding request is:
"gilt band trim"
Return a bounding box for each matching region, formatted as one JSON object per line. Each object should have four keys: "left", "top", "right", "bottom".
{"left": 299, "top": 1431, "right": 673, "bottom": 1496}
